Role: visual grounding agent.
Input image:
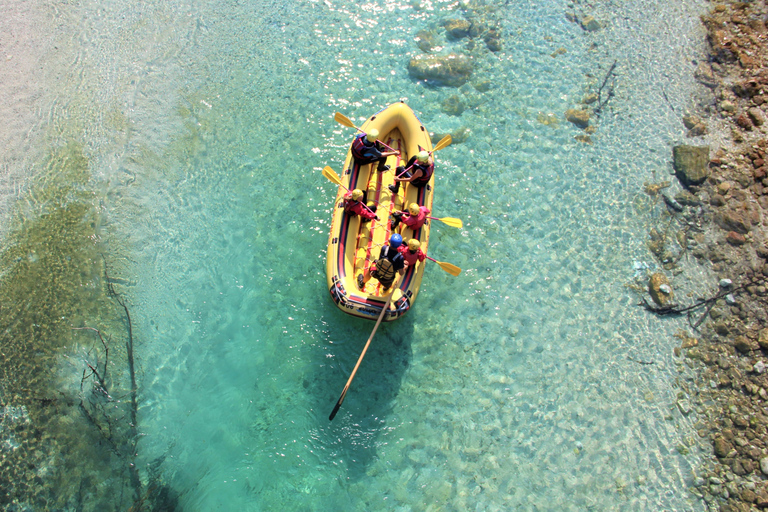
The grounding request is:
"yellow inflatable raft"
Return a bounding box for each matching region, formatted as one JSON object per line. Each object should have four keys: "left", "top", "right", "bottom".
{"left": 326, "top": 102, "right": 433, "bottom": 321}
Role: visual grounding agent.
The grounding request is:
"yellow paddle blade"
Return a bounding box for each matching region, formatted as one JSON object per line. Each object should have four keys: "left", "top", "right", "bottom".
{"left": 432, "top": 134, "right": 452, "bottom": 152}
{"left": 437, "top": 260, "right": 462, "bottom": 276}
{"left": 334, "top": 112, "right": 358, "bottom": 129}
{"left": 322, "top": 166, "right": 343, "bottom": 187}
{"left": 436, "top": 217, "right": 463, "bottom": 228}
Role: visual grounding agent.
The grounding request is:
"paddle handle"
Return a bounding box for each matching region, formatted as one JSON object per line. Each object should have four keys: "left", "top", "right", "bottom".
{"left": 329, "top": 285, "right": 397, "bottom": 421}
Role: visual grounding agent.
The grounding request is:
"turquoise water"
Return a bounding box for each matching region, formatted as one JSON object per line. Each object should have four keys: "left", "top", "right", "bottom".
{"left": 1, "top": 0, "right": 717, "bottom": 510}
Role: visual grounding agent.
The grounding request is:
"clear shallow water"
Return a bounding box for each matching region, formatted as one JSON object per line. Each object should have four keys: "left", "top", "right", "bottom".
{"left": 0, "top": 0, "right": 717, "bottom": 510}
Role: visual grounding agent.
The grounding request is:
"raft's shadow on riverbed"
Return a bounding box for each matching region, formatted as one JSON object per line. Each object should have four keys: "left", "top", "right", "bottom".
{"left": 311, "top": 311, "right": 414, "bottom": 480}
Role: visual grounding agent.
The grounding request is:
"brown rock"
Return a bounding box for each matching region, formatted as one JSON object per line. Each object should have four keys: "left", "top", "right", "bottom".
{"left": 715, "top": 209, "right": 751, "bottom": 234}
{"left": 734, "top": 335, "right": 752, "bottom": 353}
{"left": 675, "top": 191, "right": 700, "bottom": 206}
{"left": 731, "top": 459, "right": 755, "bottom": 476}
{"left": 408, "top": 53, "right": 473, "bottom": 87}
{"left": 443, "top": 19, "right": 471, "bottom": 40}
{"left": 648, "top": 272, "right": 673, "bottom": 306}
{"left": 758, "top": 328, "right": 768, "bottom": 349}
{"left": 727, "top": 231, "right": 747, "bottom": 245}
{"left": 673, "top": 145, "right": 710, "bottom": 186}
{"left": 710, "top": 29, "right": 737, "bottom": 63}
{"left": 565, "top": 109, "right": 590, "bottom": 128}
{"left": 711, "top": 194, "right": 726, "bottom": 206}
{"left": 743, "top": 489, "right": 758, "bottom": 503}
{"left": 749, "top": 107, "right": 766, "bottom": 127}
{"left": 694, "top": 62, "right": 718, "bottom": 88}
{"left": 738, "top": 113, "right": 754, "bottom": 130}
{"left": 733, "top": 79, "right": 763, "bottom": 98}
{"left": 715, "top": 437, "right": 732, "bottom": 457}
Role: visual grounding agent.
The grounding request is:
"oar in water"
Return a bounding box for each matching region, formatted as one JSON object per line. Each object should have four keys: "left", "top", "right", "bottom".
{"left": 329, "top": 278, "right": 399, "bottom": 421}
{"left": 425, "top": 255, "right": 461, "bottom": 276}
{"left": 334, "top": 112, "right": 399, "bottom": 154}
{"left": 428, "top": 216, "right": 463, "bottom": 228}
{"left": 321, "top": 166, "right": 378, "bottom": 219}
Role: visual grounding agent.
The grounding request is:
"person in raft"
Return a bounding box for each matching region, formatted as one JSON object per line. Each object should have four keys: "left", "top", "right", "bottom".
{"left": 351, "top": 129, "right": 399, "bottom": 173}
{"left": 398, "top": 238, "right": 426, "bottom": 270}
{"left": 388, "top": 150, "right": 433, "bottom": 194}
{"left": 390, "top": 202, "right": 430, "bottom": 231}
{"left": 343, "top": 188, "right": 378, "bottom": 221}
{"left": 357, "top": 234, "right": 405, "bottom": 290}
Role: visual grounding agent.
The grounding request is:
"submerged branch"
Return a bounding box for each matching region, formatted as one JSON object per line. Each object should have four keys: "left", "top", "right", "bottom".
{"left": 640, "top": 274, "right": 767, "bottom": 329}
{"left": 594, "top": 59, "right": 618, "bottom": 116}
{"left": 102, "top": 255, "right": 143, "bottom": 506}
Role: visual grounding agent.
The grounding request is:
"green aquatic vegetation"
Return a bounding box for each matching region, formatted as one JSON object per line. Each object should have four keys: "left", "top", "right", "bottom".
{"left": 0, "top": 141, "right": 139, "bottom": 510}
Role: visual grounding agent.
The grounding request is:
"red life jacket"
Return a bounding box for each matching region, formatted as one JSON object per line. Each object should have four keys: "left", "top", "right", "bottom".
{"left": 343, "top": 194, "right": 376, "bottom": 220}
{"left": 398, "top": 245, "right": 426, "bottom": 266}
{"left": 402, "top": 207, "right": 430, "bottom": 230}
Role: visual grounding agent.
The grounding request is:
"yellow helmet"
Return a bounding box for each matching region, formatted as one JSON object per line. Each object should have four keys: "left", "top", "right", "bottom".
{"left": 417, "top": 150, "right": 429, "bottom": 163}
{"left": 407, "top": 239, "right": 421, "bottom": 251}
{"left": 351, "top": 189, "right": 364, "bottom": 201}
{"left": 408, "top": 203, "right": 420, "bottom": 216}
{"left": 366, "top": 129, "right": 379, "bottom": 142}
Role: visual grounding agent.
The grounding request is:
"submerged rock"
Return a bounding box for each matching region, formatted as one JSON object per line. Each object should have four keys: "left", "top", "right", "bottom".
{"left": 441, "top": 95, "right": 465, "bottom": 116}
{"left": 443, "top": 19, "right": 471, "bottom": 40}
{"left": 694, "top": 62, "right": 718, "bottom": 88}
{"left": 565, "top": 108, "right": 590, "bottom": 128}
{"left": 649, "top": 272, "right": 673, "bottom": 306}
{"left": 683, "top": 114, "right": 708, "bottom": 137}
{"left": 673, "top": 145, "right": 710, "bottom": 186}
{"left": 415, "top": 29, "right": 438, "bottom": 53}
{"left": 580, "top": 15, "right": 601, "bottom": 32}
{"left": 484, "top": 29, "right": 502, "bottom": 52}
{"left": 408, "top": 53, "right": 473, "bottom": 87}
{"left": 473, "top": 80, "right": 491, "bottom": 93}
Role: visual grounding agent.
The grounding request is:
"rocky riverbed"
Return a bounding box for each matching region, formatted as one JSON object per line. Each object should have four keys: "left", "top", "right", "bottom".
{"left": 647, "top": 1, "right": 768, "bottom": 510}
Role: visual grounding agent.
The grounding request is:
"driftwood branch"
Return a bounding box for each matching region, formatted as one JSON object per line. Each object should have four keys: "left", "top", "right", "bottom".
{"left": 594, "top": 60, "right": 618, "bottom": 116}
{"left": 102, "top": 255, "right": 142, "bottom": 505}
{"left": 640, "top": 274, "right": 766, "bottom": 330}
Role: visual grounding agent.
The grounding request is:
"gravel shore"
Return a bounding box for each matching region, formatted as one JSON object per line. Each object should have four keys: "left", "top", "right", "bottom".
{"left": 653, "top": 1, "right": 768, "bottom": 510}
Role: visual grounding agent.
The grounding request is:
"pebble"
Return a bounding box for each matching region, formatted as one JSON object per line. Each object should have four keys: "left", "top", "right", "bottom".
{"left": 761, "top": 458, "right": 768, "bottom": 475}
{"left": 719, "top": 278, "right": 733, "bottom": 288}
{"left": 755, "top": 361, "right": 766, "bottom": 374}
{"left": 725, "top": 294, "right": 737, "bottom": 305}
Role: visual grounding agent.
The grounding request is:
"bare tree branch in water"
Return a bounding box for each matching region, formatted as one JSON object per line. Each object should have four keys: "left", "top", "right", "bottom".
{"left": 639, "top": 273, "right": 767, "bottom": 331}
{"left": 72, "top": 257, "right": 144, "bottom": 509}
{"left": 593, "top": 60, "right": 617, "bottom": 116}
{"left": 102, "top": 255, "right": 143, "bottom": 506}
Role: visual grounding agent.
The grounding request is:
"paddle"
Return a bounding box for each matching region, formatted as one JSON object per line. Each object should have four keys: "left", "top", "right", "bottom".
{"left": 329, "top": 278, "right": 399, "bottom": 421}
{"left": 428, "top": 216, "right": 463, "bottom": 228}
{"left": 321, "top": 166, "right": 378, "bottom": 218}
{"left": 334, "top": 112, "right": 399, "bottom": 154}
{"left": 425, "top": 255, "right": 462, "bottom": 276}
